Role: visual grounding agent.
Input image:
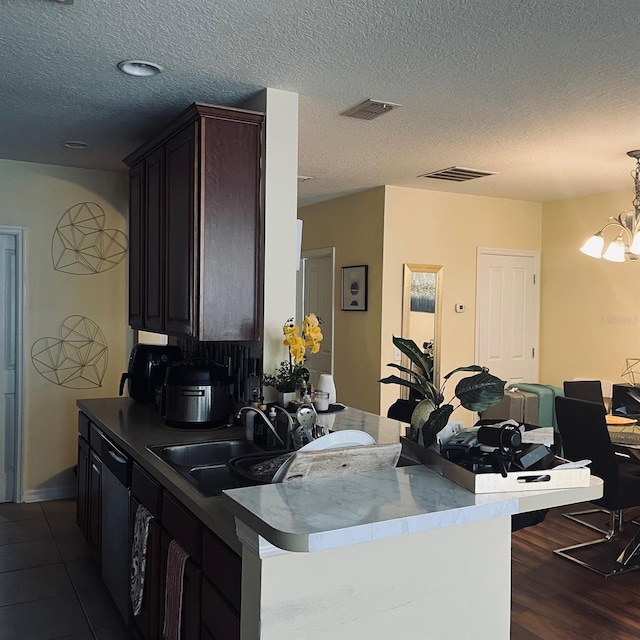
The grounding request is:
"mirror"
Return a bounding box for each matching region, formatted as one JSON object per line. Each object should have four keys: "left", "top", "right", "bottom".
{"left": 401, "top": 264, "right": 443, "bottom": 397}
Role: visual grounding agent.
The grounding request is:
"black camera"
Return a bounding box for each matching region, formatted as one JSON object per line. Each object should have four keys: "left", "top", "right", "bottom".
{"left": 477, "top": 422, "right": 522, "bottom": 451}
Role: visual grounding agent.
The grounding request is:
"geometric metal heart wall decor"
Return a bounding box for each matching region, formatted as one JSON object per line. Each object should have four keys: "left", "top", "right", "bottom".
{"left": 31, "top": 315, "right": 108, "bottom": 388}
{"left": 51, "top": 202, "right": 128, "bottom": 274}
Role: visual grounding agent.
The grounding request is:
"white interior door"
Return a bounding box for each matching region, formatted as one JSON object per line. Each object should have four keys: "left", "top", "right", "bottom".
{"left": 476, "top": 248, "right": 539, "bottom": 386}
{"left": 297, "top": 248, "right": 334, "bottom": 388}
{"left": 0, "top": 234, "right": 17, "bottom": 502}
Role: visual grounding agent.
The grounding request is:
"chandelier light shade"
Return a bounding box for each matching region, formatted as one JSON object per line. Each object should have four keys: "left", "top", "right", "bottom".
{"left": 580, "top": 150, "right": 640, "bottom": 262}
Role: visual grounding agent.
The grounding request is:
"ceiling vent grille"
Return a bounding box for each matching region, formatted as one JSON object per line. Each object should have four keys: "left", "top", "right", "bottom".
{"left": 341, "top": 99, "right": 401, "bottom": 121}
{"left": 418, "top": 166, "right": 498, "bottom": 182}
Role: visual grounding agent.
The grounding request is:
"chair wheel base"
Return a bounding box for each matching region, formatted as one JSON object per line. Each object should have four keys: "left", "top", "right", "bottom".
{"left": 555, "top": 535, "right": 640, "bottom": 577}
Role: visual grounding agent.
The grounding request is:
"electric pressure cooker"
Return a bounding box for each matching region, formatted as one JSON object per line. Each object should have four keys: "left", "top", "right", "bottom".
{"left": 162, "top": 359, "right": 233, "bottom": 428}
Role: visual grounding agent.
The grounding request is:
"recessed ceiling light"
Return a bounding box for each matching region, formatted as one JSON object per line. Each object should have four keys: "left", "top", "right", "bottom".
{"left": 117, "top": 60, "right": 163, "bottom": 77}
{"left": 60, "top": 140, "right": 89, "bottom": 150}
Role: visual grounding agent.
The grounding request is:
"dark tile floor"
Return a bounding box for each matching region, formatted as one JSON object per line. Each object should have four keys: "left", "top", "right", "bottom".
{"left": 0, "top": 499, "right": 134, "bottom": 640}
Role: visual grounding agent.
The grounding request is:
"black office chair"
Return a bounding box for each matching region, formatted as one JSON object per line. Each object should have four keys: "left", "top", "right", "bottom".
{"left": 553, "top": 396, "right": 640, "bottom": 576}
{"left": 563, "top": 380, "right": 605, "bottom": 406}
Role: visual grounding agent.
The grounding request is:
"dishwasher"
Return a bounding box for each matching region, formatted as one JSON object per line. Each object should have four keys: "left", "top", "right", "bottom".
{"left": 97, "top": 430, "right": 131, "bottom": 622}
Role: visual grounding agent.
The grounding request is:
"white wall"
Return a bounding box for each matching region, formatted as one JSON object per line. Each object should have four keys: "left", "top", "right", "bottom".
{"left": 242, "top": 89, "right": 299, "bottom": 396}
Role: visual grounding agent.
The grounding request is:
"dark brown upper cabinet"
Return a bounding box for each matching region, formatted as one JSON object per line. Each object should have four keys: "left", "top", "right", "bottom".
{"left": 124, "top": 103, "right": 264, "bottom": 341}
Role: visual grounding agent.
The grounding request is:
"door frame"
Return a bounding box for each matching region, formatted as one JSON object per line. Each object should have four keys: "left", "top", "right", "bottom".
{"left": 0, "top": 227, "right": 24, "bottom": 503}
{"left": 475, "top": 246, "right": 540, "bottom": 382}
{"left": 296, "top": 247, "right": 335, "bottom": 375}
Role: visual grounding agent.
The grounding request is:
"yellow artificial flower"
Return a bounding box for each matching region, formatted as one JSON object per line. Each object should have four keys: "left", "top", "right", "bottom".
{"left": 281, "top": 314, "right": 323, "bottom": 364}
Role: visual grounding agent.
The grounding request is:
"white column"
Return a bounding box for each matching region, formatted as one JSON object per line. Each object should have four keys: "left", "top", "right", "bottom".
{"left": 242, "top": 88, "right": 299, "bottom": 396}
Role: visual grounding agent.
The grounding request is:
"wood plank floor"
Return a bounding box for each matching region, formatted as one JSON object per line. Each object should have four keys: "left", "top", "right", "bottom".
{"left": 511, "top": 504, "right": 640, "bottom": 639}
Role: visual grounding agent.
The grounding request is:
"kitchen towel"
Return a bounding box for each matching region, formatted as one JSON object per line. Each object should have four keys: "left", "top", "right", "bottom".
{"left": 130, "top": 504, "right": 154, "bottom": 616}
{"left": 162, "top": 539, "right": 190, "bottom": 640}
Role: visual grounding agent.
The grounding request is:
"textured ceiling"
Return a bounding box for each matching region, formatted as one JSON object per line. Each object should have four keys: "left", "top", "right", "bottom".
{"left": 2, "top": 0, "right": 640, "bottom": 206}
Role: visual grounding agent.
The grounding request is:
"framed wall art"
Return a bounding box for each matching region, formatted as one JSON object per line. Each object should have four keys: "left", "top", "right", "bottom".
{"left": 341, "top": 265, "right": 368, "bottom": 311}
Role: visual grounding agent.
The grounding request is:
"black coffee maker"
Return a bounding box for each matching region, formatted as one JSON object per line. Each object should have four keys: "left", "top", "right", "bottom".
{"left": 119, "top": 344, "right": 182, "bottom": 403}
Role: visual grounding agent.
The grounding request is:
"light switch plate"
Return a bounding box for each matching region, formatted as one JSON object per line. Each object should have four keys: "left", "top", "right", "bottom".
{"left": 393, "top": 347, "right": 402, "bottom": 361}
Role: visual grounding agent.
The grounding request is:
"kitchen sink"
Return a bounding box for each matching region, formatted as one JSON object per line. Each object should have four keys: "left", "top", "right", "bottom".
{"left": 147, "top": 440, "right": 264, "bottom": 497}
{"left": 148, "top": 439, "right": 420, "bottom": 497}
{"left": 148, "top": 440, "right": 262, "bottom": 468}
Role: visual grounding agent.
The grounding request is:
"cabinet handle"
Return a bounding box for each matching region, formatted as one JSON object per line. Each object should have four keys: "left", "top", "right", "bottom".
{"left": 91, "top": 463, "right": 100, "bottom": 474}
{"left": 107, "top": 449, "right": 127, "bottom": 465}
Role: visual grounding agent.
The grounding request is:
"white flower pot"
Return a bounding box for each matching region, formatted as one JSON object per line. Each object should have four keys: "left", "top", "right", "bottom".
{"left": 277, "top": 391, "right": 296, "bottom": 408}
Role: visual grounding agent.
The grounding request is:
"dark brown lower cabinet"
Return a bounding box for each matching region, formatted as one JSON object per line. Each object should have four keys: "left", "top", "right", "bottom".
{"left": 200, "top": 624, "right": 216, "bottom": 640}
{"left": 129, "top": 497, "right": 162, "bottom": 640}
{"left": 201, "top": 577, "right": 240, "bottom": 640}
{"left": 88, "top": 450, "right": 102, "bottom": 563}
{"left": 76, "top": 436, "right": 89, "bottom": 538}
{"left": 80, "top": 431, "right": 245, "bottom": 640}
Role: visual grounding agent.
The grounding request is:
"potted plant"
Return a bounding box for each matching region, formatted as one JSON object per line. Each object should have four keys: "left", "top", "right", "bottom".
{"left": 380, "top": 336, "right": 505, "bottom": 447}
{"left": 262, "top": 314, "right": 323, "bottom": 406}
{"left": 262, "top": 361, "right": 310, "bottom": 406}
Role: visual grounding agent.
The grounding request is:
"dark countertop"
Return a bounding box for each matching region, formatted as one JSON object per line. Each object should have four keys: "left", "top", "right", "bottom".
{"left": 77, "top": 397, "right": 246, "bottom": 553}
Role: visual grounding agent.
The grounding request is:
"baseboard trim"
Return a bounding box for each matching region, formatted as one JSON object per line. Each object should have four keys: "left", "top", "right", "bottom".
{"left": 22, "top": 485, "right": 77, "bottom": 503}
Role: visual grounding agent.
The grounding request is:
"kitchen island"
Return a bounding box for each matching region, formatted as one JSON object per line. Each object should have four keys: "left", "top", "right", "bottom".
{"left": 77, "top": 398, "right": 602, "bottom": 640}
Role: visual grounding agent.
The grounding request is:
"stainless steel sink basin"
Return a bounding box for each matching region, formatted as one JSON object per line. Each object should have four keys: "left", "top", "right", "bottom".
{"left": 148, "top": 440, "right": 261, "bottom": 468}
{"left": 148, "top": 439, "right": 419, "bottom": 497}
{"left": 147, "top": 439, "right": 264, "bottom": 496}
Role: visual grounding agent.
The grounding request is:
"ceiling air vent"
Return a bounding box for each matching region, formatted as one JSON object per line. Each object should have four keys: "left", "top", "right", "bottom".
{"left": 341, "top": 99, "right": 401, "bottom": 121}
{"left": 418, "top": 166, "right": 498, "bottom": 182}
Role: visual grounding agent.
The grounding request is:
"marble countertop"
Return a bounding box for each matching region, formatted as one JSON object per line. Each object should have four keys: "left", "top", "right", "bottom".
{"left": 77, "top": 397, "right": 603, "bottom": 556}
{"left": 222, "top": 460, "right": 603, "bottom": 552}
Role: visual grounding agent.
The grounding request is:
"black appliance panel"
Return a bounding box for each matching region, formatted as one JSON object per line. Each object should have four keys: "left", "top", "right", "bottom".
{"left": 119, "top": 344, "right": 182, "bottom": 403}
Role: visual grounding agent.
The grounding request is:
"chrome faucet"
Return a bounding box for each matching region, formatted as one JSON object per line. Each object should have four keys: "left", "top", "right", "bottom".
{"left": 271, "top": 405, "right": 295, "bottom": 437}
{"left": 236, "top": 406, "right": 285, "bottom": 447}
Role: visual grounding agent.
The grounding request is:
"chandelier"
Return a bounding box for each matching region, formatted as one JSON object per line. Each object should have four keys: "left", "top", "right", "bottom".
{"left": 580, "top": 150, "right": 640, "bottom": 263}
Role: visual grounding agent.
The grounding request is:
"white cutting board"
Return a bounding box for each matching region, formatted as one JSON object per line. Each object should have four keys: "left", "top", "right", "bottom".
{"left": 278, "top": 443, "right": 401, "bottom": 483}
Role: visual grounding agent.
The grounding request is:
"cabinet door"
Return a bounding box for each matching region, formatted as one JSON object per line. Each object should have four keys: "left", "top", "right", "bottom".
{"left": 76, "top": 436, "right": 89, "bottom": 539}
{"left": 130, "top": 497, "right": 162, "bottom": 640}
{"left": 160, "top": 530, "right": 201, "bottom": 640}
{"left": 88, "top": 450, "right": 102, "bottom": 563}
{"left": 201, "top": 577, "right": 240, "bottom": 640}
{"left": 164, "top": 124, "right": 197, "bottom": 337}
{"left": 200, "top": 115, "right": 262, "bottom": 341}
{"left": 128, "top": 160, "right": 145, "bottom": 329}
{"left": 144, "top": 147, "right": 165, "bottom": 332}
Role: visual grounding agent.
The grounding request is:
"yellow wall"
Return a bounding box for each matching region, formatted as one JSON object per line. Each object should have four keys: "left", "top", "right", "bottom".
{"left": 299, "top": 185, "right": 542, "bottom": 421}
{"left": 0, "top": 159, "right": 130, "bottom": 499}
{"left": 540, "top": 187, "right": 638, "bottom": 387}
{"left": 382, "top": 186, "right": 542, "bottom": 420}
{"left": 299, "top": 188, "right": 385, "bottom": 413}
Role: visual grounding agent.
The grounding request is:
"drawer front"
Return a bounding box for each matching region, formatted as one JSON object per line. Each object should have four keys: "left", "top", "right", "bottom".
{"left": 201, "top": 528, "right": 241, "bottom": 611}
{"left": 78, "top": 412, "right": 90, "bottom": 441}
{"left": 89, "top": 423, "right": 102, "bottom": 452}
{"left": 201, "top": 577, "right": 240, "bottom": 640}
{"left": 161, "top": 492, "right": 200, "bottom": 561}
{"left": 131, "top": 463, "right": 162, "bottom": 518}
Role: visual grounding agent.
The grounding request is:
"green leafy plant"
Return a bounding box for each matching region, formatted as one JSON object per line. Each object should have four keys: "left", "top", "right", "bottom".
{"left": 262, "top": 361, "right": 309, "bottom": 393}
{"left": 380, "top": 336, "right": 506, "bottom": 447}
